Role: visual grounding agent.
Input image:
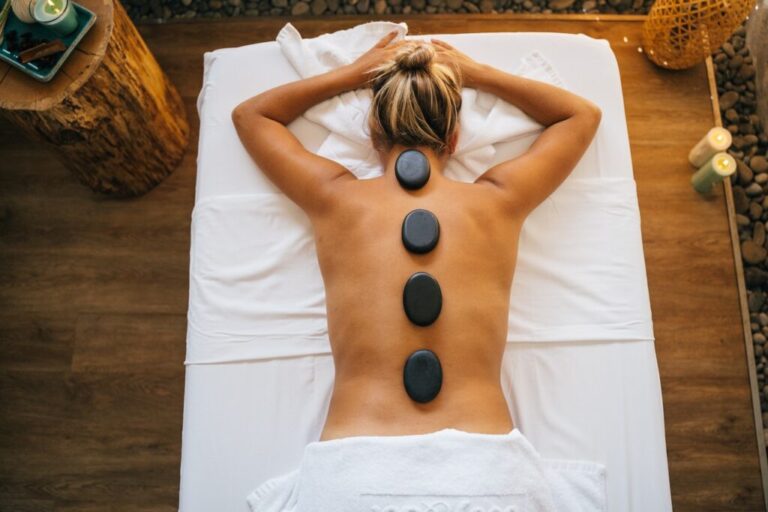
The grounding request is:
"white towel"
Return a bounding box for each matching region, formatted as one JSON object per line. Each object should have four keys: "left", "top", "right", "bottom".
{"left": 246, "top": 428, "right": 607, "bottom": 511}
{"left": 276, "top": 21, "right": 568, "bottom": 181}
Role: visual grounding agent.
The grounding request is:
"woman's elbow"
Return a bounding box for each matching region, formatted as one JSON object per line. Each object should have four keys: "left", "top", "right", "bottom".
{"left": 576, "top": 104, "right": 602, "bottom": 144}
{"left": 231, "top": 103, "right": 248, "bottom": 129}
{"left": 232, "top": 100, "right": 269, "bottom": 132}
{"left": 579, "top": 104, "right": 602, "bottom": 136}
{"left": 584, "top": 103, "right": 602, "bottom": 124}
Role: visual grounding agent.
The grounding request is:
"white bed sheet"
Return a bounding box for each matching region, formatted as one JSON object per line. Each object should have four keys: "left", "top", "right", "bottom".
{"left": 180, "top": 31, "right": 672, "bottom": 512}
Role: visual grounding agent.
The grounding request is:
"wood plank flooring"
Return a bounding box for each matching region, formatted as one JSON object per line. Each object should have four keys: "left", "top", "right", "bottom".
{"left": 0, "top": 13, "right": 763, "bottom": 511}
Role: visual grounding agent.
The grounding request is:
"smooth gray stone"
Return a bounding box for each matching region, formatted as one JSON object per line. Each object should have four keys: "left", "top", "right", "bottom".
{"left": 395, "top": 149, "right": 430, "bottom": 190}
{"left": 402, "top": 209, "right": 440, "bottom": 254}
{"left": 403, "top": 272, "right": 442, "bottom": 326}
{"left": 403, "top": 349, "right": 442, "bottom": 403}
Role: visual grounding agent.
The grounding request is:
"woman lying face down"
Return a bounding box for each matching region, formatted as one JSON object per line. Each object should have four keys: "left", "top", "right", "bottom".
{"left": 231, "top": 33, "right": 602, "bottom": 442}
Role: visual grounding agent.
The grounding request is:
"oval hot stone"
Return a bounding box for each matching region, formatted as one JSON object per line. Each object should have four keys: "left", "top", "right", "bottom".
{"left": 403, "top": 271, "right": 442, "bottom": 326}
{"left": 402, "top": 209, "right": 440, "bottom": 254}
{"left": 403, "top": 349, "right": 442, "bottom": 403}
{"left": 395, "top": 149, "right": 430, "bottom": 190}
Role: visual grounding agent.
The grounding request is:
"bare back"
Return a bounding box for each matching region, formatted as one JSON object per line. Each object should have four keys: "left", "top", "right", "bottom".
{"left": 313, "top": 169, "right": 521, "bottom": 441}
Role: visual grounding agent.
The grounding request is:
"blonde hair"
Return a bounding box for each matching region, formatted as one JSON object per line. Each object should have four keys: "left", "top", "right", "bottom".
{"left": 367, "top": 41, "right": 463, "bottom": 155}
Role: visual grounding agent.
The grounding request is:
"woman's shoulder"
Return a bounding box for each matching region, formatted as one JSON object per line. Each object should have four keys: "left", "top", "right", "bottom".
{"left": 311, "top": 175, "right": 516, "bottom": 223}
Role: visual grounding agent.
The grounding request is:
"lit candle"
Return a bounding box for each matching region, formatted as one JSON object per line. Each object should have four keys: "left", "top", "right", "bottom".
{"left": 691, "top": 152, "right": 736, "bottom": 194}
{"left": 32, "top": 0, "right": 78, "bottom": 36}
{"left": 688, "top": 127, "right": 732, "bottom": 168}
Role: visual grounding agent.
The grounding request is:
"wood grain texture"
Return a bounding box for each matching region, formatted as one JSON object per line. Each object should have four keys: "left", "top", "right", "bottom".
{"left": 0, "top": 0, "right": 189, "bottom": 197}
{"left": 0, "top": 14, "right": 763, "bottom": 511}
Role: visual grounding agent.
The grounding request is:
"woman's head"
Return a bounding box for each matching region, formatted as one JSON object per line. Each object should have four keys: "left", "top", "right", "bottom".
{"left": 367, "top": 41, "right": 462, "bottom": 157}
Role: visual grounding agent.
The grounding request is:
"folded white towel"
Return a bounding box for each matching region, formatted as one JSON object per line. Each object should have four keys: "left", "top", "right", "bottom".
{"left": 246, "top": 428, "right": 607, "bottom": 511}
{"left": 276, "top": 21, "right": 568, "bottom": 181}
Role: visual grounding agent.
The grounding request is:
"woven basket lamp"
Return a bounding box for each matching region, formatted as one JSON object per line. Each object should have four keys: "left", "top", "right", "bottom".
{"left": 642, "top": 0, "right": 757, "bottom": 69}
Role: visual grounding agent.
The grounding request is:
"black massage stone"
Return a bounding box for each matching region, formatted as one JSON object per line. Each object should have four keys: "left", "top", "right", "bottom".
{"left": 395, "top": 149, "right": 430, "bottom": 190}
{"left": 403, "top": 272, "right": 442, "bottom": 326}
{"left": 402, "top": 209, "right": 440, "bottom": 254}
{"left": 403, "top": 349, "right": 443, "bottom": 403}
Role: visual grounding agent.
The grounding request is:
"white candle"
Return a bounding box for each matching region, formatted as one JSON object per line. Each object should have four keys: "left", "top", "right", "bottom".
{"left": 688, "top": 127, "right": 732, "bottom": 168}
{"left": 691, "top": 152, "right": 737, "bottom": 194}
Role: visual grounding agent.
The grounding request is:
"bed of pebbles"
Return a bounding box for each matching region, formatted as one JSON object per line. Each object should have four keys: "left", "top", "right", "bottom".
{"left": 724, "top": 24, "right": 768, "bottom": 448}
{"left": 126, "top": 0, "right": 654, "bottom": 22}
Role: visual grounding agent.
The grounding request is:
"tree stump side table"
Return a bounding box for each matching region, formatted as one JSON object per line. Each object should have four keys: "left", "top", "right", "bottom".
{"left": 0, "top": 0, "right": 189, "bottom": 197}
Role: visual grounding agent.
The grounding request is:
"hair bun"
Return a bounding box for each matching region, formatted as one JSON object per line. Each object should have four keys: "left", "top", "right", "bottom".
{"left": 396, "top": 43, "right": 435, "bottom": 72}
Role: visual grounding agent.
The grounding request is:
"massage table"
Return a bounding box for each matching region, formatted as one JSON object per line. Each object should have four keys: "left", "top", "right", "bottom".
{"left": 180, "top": 30, "right": 673, "bottom": 511}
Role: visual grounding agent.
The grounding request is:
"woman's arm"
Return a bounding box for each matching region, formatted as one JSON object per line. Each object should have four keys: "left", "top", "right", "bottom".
{"left": 231, "top": 65, "right": 360, "bottom": 215}
{"left": 433, "top": 39, "right": 602, "bottom": 216}
{"left": 474, "top": 65, "right": 602, "bottom": 215}
{"left": 232, "top": 31, "right": 403, "bottom": 216}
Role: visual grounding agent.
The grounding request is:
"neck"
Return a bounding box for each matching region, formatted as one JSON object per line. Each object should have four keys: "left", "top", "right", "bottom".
{"left": 382, "top": 144, "right": 449, "bottom": 187}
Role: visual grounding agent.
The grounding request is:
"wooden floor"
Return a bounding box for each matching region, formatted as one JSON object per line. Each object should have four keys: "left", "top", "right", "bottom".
{"left": 0, "top": 13, "right": 764, "bottom": 511}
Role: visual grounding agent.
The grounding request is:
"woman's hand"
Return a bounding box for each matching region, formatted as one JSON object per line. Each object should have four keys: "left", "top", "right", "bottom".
{"left": 347, "top": 30, "right": 405, "bottom": 89}
{"left": 431, "top": 38, "right": 486, "bottom": 89}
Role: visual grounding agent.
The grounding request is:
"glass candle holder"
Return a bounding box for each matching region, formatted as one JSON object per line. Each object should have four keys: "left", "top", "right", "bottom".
{"left": 691, "top": 152, "right": 736, "bottom": 195}
{"left": 33, "top": 0, "right": 78, "bottom": 36}
{"left": 688, "top": 127, "right": 732, "bottom": 168}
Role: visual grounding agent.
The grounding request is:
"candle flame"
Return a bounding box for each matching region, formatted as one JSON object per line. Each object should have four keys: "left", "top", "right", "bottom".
{"left": 715, "top": 155, "right": 732, "bottom": 171}
{"left": 708, "top": 128, "right": 731, "bottom": 149}
{"left": 42, "top": 0, "right": 63, "bottom": 15}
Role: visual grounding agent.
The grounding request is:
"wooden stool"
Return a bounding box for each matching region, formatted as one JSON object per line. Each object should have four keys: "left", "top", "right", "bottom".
{"left": 0, "top": 0, "right": 189, "bottom": 196}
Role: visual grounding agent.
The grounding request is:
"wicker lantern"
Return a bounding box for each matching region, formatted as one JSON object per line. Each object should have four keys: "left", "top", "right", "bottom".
{"left": 642, "top": 0, "right": 757, "bottom": 69}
